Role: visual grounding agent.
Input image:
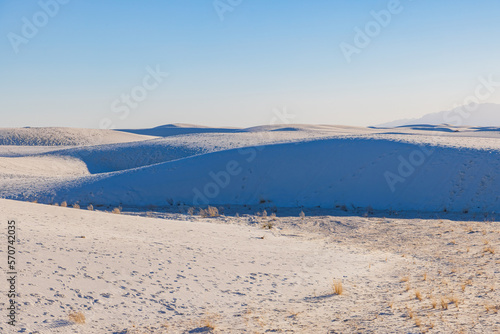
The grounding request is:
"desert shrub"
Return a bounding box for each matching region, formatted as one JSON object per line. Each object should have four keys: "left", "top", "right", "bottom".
{"left": 69, "top": 311, "right": 85, "bottom": 324}
{"left": 87, "top": 204, "right": 94, "bottom": 211}
{"left": 60, "top": 201, "right": 67, "bottom": 207}
{"left": 72, "top": 203, "right": 80, "bottom": 209}
{"left": 332, "top": 280, "right": 343, "bottom": 295}
{"left": 112, "top": 207, "right": 121, "bottom": 214}
{"left": 187, "top": 207, "right": 195, "bottom": 216}
{"left": 200, "top": 206, "right": 219, "bottom": 218}
{"left": 262, "top": 221, "right": 273, "bottom": 229}
{"left": 299, "top": 211, "right": 305, "bottom": 219}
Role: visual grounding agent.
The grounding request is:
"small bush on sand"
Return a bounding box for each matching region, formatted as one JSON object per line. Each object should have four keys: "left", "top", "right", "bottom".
{"left": 299, "top": 211, "right": 305, "bottom": 219}
{"left": 87, "top": 204, "right": 94, "bottom": 211}
{"left": 415, "top": 290, "right": 423, "bottom": 301}
{"left": 60, "top": 201, "right": 67, "bottom": 207}
{"left": 262, "top": 221, "right": 274, "bottom": 230}
{"left": 200, "top": 206, "right": 219, "bottom": 218}
{"left": 187, "top": 207, "right": 195, "bottom": 216}
{"left": 69, "top": 311, "right": 85, "bottom": 324}
{"left": 72, "top": 203, "right": 80, "bottom": 209}
{"left": 112, "top": 207, "right": 121, "bottom": 214}
{"left": 440, "top": 296, "right": 448, "bottom": 310}
{"left": 332, "top": 279, "right": 343, "bottom": 295}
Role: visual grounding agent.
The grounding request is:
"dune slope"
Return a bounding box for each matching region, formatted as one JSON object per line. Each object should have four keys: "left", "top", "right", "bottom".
{"left": 20, "top": 137, "right": 500, "bottom": 213}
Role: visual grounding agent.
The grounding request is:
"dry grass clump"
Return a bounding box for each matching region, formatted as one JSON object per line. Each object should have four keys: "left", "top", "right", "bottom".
{"left": 187, "top": 207, "right": 195, "bottom": 216}
{"left": 299, "top": 211, "right": 305, "bottom": 219}
{"left": 483, "top": 246, "right": 495, "bottom": 254}
{"left": 69, "top": 311, "right": 85, "bottom": 324}
{"left": 262, "top": 221, "right": 274, "bottom": 230}
{"left": 449, "top": 295, "right": 460, "bottom": 308}
{"left": 431, "top": 298, "right": 437, "bottom": 309}
{"left": 72, "top": 203, "right": 80, "bottom": 209}
{"left": 440, "top": 296, "right": 448, "bottom": 310}
{"left": 484, "top": 304, "right": 499, "bottom": 313}
{"left": 87, "top": 204, "right": 94, "bottom": 211}
{"left": 415, "top": 290, "right": 423, "bottom": 301}
{"left": 202, "top": 319, "right": 216, "bottom": 330}
{"left": 332, "top": 279, "right": 343, "bottom": 295}
{"left": 60, "top": 201, "right": 67, "bottom": 207}
{"left": 199, "top": 206, "right": 219, "bottom": 218}
{"left": 112, "top": 207, "right": 121, "bottom": 214}
{"left": 414, "top": 316, "right": 422, "bottom": 328}
{"left": 406, "top": 306, "right": 415, "bottom": 319}
{"left": 199, "top": 313, "right": 219, "bottom": 331}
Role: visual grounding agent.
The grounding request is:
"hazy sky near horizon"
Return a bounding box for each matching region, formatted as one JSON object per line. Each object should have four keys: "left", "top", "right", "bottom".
{"left": 1, "top": 0, "right": 500, "bottom": 129}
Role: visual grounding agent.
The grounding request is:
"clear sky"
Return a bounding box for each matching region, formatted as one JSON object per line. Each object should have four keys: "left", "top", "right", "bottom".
{"left": 1, "top": 0, "right": 500, "bottom": 129}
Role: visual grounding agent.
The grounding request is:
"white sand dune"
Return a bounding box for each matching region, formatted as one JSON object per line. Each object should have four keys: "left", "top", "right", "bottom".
{"left": 7, "top": 133, "right": 500, "bottom": 213}
{"left": 2, "top": 124, "right": 500, "bottom": 212}
{"left": 118, "top": 123, "right": 241, "bottom": 137}
{"left": 1, "top": 124, "right": 499, "bottom": 333}
{"left": 0, "top": 127, "right": 155, "bottom": 146}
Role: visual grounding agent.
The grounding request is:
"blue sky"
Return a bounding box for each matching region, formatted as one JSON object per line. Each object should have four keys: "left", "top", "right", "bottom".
{"left": 1, "top": 0, "right": 500, "bottom": 129}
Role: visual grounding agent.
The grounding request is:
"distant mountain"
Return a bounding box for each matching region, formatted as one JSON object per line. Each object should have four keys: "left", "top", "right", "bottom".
{"left": 377, "top": 103, "right": 500, "bottom": 127}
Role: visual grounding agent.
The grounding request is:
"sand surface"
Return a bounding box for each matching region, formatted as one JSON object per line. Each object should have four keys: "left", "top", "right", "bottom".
{"left": 0, "top": 199, "right": 498, "bottom": 333}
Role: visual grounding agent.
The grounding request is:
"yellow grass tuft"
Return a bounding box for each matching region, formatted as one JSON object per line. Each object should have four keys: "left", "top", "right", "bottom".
{"left": 332, "top": 279, "right": 343, "bottom": 295}
{"left": 199, "top": 206, "right": 219, "bottom": 218}
{"left": 68, "top": 311, "right": 85, "bottom": 324}
{"left": 431, "top": 298, "right": 437, "bottom": 309}
{"left": 112, "top": 207, "right": 121, "bottom": 214}
{"left": 449, "top": 295, "right": 460, "bottom": 308}
{"left": 262, "top": 221, "right": 274, "bottom": 229}
{"left": 60, "top": 201, "right": 67, "bottom": 207}
{"left": 483, "top": 246, "right": 495, "bottom": 254}
{"left": 440, "top": 296, "right": 448, "bottom": 310}
{"left": 415, "top": 290, "right": 423, "bottom": 301}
